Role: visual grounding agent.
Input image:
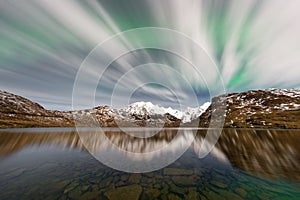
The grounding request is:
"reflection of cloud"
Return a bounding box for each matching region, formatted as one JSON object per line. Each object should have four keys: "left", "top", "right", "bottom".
{"left": 192, "top": 136, "right": 229, "bottom": 163}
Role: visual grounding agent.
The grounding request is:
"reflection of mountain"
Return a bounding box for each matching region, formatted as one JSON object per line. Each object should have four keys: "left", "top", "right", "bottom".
{"left": 215, "top": 129, "right": 300, "bottom": 181}
{"left": 0, "top": 128, "right": 299, "bottom": 181}
{"left": 0, "top": 130, "right": 83, "bottom": 157}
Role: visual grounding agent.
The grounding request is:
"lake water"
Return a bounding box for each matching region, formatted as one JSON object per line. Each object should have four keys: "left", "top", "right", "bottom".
{"left": 0, "top": 128, "right": 299, "bottom": 199}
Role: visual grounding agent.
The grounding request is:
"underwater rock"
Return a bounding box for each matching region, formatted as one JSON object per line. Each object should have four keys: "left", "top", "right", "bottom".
{"left": 128, "top": 174, "right": 141, "bottom": 184}
{"left": 172, "top": 176, "right": 196, "bottom": 186}
{"left": 167, "top": 193, "right": 181, "bottom": 200}
{"left": 163, "top": 168, "right": 193, "bottom": 176}
{"left": 186, "top": 188, "right": 200, "bottom": 200}
{"left": 143, "top": 188, "right": 161, "bottom": 199}
{"left": 210, "top": 180, "right": 228, "bottom": 189}
{"left": 104, "top": 184, "right": 142, "bottom": 200}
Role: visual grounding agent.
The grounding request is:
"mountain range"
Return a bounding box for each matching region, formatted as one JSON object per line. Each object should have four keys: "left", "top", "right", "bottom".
{"left": 0, "top": 88, "right": 300, "bottom": 129}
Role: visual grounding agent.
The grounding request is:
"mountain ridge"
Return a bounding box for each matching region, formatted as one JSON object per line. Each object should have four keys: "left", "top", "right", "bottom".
{"left": 1, "top": 88, "right": 300, "bottom": 129}
{"left": 0, "top": 90, "right": 208, "bottom": 128}
{"left": 193, "top": 88, "right": 300, "bottom": 129}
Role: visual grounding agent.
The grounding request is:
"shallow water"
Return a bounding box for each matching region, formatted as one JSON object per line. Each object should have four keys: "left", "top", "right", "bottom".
{"left": 0, "top": 128, "right": 299, "bottom": 199}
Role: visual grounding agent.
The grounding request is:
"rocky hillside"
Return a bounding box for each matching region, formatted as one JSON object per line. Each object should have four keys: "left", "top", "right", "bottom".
{"left": 0, "top": 91, "right": 74, "bottom": 128}
{"left": 197, "top": 88, "right": 300, "bottom": 128}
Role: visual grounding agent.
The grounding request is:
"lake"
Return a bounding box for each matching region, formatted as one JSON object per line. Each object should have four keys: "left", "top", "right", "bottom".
{"left": 0, "top": 128, "right": 299, "bottom": 199}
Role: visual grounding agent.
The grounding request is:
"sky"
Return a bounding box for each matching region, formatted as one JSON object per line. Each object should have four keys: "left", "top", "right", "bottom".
{"left": 0, "top": 0, "right": 300, "bottom": 110}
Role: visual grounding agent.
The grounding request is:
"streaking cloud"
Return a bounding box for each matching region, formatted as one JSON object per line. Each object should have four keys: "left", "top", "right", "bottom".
{"left": 0, "top": 0, "right": 299, "bottom": 110}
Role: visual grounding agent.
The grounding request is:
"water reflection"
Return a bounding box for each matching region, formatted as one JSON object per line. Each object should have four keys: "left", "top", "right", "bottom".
{"left": 214, "top": 129, "right": 300, "bottom": 181}
{"left": 0, "top": 128, "right": 299, "bottom": 181}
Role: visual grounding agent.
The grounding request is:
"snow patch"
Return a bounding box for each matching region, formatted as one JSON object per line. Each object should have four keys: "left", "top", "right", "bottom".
{"left": 266, "top": 88, "right": 300, "bottom": 98}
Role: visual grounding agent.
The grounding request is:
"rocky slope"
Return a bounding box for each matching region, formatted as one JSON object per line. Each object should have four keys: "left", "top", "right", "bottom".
{"left": 196, "top": 88, "right": 300, "bottom": 128}
{"left": 0, "top": 91, "right": 74, "bottom": 128}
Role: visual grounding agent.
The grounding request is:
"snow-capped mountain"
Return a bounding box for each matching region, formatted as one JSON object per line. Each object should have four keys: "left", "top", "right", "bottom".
{"left": 116, "top": 101, "right": 210, "bottom": 123}
{"left": 1, "top": 88, "right": 300, "bottom": 128}
{"left": 0, "top": 90, "right": 210, "bottom": 128}
{"left": 181, "top": 102, "right": 211, "bottom": 123}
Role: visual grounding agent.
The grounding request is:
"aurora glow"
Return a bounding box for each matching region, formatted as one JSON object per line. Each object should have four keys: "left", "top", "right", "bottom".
{"left": 0, "top": 0, "right": 300, "bottom": 110}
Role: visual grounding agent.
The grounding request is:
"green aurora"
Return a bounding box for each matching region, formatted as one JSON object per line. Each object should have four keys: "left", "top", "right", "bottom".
{"left": 0, "top": 0, "right": 299, "bottom": 110}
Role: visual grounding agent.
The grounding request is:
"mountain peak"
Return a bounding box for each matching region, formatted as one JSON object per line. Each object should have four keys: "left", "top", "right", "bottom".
{"left": 129, "top": 101, "right": 155, "bottom": 107}
{"left": 119, "top": 101, "right": 210, "bottom": 123}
